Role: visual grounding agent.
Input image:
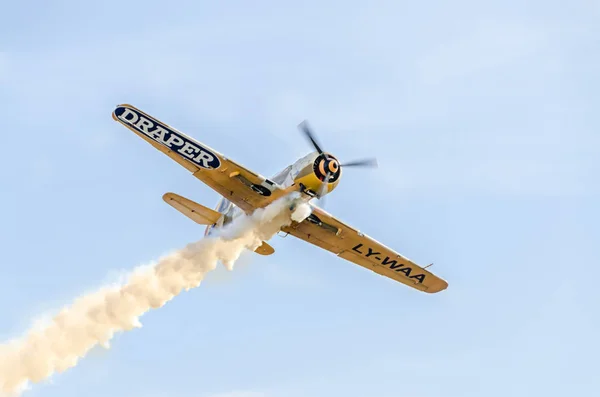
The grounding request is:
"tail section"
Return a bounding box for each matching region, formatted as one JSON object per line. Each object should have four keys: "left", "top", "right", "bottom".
{"left": 163, "top": 192, "right": 275, "bottom": 256}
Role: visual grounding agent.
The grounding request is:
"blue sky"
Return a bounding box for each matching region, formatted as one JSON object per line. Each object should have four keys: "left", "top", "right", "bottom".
{"left": 1, "top": 1, "right": 599, "bottom": 396}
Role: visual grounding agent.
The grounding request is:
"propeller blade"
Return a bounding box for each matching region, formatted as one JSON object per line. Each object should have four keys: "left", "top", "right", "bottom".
{"left": 318, "top": 172, "right": 331, "bottom": 198}
{"left": 298, "top": 120, "right": 325, "bottom": 154}
{"left": 340, "top": 158, "right": 378, "bottom": 168}
{"left": 315, "top": 171, "right": 331, "bottom": 208}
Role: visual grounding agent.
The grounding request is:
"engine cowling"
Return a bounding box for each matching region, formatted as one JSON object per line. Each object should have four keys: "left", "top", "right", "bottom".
{"left": 292, "top": 152, "right": 342, "bottom": 197}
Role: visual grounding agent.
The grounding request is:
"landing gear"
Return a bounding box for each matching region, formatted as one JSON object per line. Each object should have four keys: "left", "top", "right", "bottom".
{"left": 250, "top": 184, "right": 272, "bottom": 196}
{"left": 298, "top": 183, "right": 317, "bottom": 198}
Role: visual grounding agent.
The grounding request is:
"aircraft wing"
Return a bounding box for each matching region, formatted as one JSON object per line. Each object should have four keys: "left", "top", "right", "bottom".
{"left": 112, "top": 104, "right": 292, "bottom": 213}
{"left": 281, "top": 206, "right": 448, "bottom": 293}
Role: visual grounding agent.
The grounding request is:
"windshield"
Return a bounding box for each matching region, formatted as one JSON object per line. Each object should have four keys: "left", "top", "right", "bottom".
{"left": 271, "top": 165, "right": 292, "bottom": 185}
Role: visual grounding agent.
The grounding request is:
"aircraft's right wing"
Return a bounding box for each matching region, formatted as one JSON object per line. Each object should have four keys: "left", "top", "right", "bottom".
{"left": 281, "top": 206, "right": 448, "bottom": 293}
{"left": 112, "top": 104, "right": 295, "bottom": 214}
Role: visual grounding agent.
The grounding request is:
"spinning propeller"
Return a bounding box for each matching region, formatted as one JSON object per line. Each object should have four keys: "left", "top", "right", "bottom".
{"left": 298, "top": 120, "right": 378, "bottom": 206}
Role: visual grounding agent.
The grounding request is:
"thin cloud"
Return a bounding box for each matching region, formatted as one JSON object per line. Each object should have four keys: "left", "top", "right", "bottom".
{"left": 0, "top": 52, "right": 7, "bottom": 83}
{"left": 259, "top": 259, "right": 327, "bottom": 291}
{"left": 203, "top": 392, "right": 266, "bottom": 397}
{"left": 417, "top": 19, "right": 549, "bottom": 85}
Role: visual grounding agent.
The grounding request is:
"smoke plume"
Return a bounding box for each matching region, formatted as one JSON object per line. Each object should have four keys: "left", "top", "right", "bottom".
{"left": 0, "top": 193, "right": 311, "bottom": 396}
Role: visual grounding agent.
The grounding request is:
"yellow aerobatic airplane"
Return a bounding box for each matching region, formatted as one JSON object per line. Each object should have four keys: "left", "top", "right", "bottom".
{"left": 112, "top": 104, "right": 448, "bottom": 294}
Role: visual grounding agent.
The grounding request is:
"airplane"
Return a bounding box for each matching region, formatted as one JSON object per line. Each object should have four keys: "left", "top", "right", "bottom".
{"left": 112, "top": 104, "right": 448, "bottom": 294}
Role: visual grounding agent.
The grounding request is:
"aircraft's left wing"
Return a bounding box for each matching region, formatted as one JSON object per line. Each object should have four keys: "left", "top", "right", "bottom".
{"left": 281, "top": 206, "right": 448, "bottom": 293}
{"left": 112, "top": 104, "right": 293, "bottom": 213}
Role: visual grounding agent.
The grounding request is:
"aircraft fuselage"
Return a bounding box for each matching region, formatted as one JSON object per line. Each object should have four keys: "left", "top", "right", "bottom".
{"left": 204, "top": 150, "right": 340, "bottom": 236}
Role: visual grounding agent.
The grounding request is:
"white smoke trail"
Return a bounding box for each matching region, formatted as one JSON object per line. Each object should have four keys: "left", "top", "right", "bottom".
{"left": 0, "top": 193, "right": 311, "bottom": 396}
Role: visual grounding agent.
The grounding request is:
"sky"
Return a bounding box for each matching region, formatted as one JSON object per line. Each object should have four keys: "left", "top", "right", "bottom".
{"left": 1, "top": 0, "right": 599, "bottom": 396}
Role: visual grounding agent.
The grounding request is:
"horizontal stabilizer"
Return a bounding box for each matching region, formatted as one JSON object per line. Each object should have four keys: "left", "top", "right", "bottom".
{"left": 163, "top": 193, "right": 221, "bottom": 225}
{"left": 254, "top": 241, "right": 275, "bottom": 256}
